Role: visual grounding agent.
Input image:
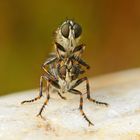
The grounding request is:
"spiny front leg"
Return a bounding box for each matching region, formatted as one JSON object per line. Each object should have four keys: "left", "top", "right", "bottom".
{"left": 42, "top": 55, "right": 57, "bottom": 66}
{"left": 55, "top": 42, "right": 66, "bottom": 59}
{"left": 21, "top": 75, "right": 44, "bottom": 104}
{"left": 73, "top": 57, "right": 90, "bottom": 69}
{"left": 72, "top": 44, "right": 90, "bottom": 69}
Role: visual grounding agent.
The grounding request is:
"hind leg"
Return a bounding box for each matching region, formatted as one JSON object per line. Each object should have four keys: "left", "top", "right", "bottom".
{"left": 69, "top": 89, "right": 94, "bottom": 126}
{"left": 71, "top": 77, "right": 108, "bottom": 106}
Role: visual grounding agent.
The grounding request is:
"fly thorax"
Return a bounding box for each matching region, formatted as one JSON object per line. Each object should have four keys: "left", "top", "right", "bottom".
{"left": 65, "top": 71, "right": 72, "bottom": 90}
{"left": 58, "top": 78, "right": 67, "bottom": 93}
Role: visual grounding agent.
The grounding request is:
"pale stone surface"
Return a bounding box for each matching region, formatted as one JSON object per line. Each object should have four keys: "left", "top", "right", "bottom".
{"left": 0, "top": 68, "right": 140, "bottom": 140}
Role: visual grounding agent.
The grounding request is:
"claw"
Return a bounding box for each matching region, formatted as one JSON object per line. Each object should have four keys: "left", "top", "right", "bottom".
{"left": 88, "top": 121, "right": 94, "bottom": 126}
{"left": 36, "top": 114, "right": 46, "bottom": 120}
{"left": 96, "top": 101, "right": 109, "bottom": 107}
{"left": 21, "top": 100, "right": 27, "bottom": 104}
{"left": 104, "top": 103, "right": 109, "bottom": 107}
{"left": 62, "top": 96, "right": 67, "bottom": 100}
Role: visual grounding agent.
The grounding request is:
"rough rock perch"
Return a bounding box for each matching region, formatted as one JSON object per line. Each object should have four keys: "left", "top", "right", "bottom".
{"left": 0, "top": 68, "right": 140, "bottom": 140}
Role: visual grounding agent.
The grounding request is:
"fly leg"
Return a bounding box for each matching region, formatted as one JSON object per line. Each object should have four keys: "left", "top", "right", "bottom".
{"left": 74, "top": 57, "right": 90, "bottom": 69}
{"left": 37, "top": 83, "right": 50, "bottom": 118}
{"left": 43, "top": 55, "right": 57, "bottom": 66}
{"left": 72, "top": 44, "right": 90, "bottom": 69}
{"left": 57, "top": 91, "right": 66, "bottom": 100}
{"left": 71, "top": 77, "right": 109, "bottom": 106}
{"left": 55, "top": 42, "right": 66, "bottom": 58}
{"left": 21, "top": 54, "right": 58, "bottom": 104}
{"left": 37, "top": 77, "right": 60, "bottom": 118}
{"left": 42, "top": 55, "right": 57, "bottom": 78}
{"left": 69, "top": 89, "right": 94, "bottom": 126}
{"left": 21, "top": 65, "right": 59, "bottom": 104}
{"left": 21, "top": 75, "right": 45, "bottom": 104}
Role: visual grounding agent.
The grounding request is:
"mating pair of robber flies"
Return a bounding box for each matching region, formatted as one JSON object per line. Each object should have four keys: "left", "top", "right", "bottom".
{"left": 21, "top": 20, "right": 108, "bottom": 126}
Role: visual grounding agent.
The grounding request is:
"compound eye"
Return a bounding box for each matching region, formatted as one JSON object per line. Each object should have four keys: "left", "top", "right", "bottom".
{"left": 61, "top": 23, "right": 70, "bottom": 38}
{"left": 73, "top": 23, "right": 82, "bottom": 38}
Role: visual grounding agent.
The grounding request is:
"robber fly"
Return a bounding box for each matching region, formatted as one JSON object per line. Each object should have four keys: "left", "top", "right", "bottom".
{"left": 21, "top": 20, "right": 108, "bottom": 126}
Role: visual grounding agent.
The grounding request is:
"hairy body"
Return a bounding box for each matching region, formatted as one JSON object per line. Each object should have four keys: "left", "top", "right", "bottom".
{"left": 21, "top": 20, "right": 108, "bottom": 126}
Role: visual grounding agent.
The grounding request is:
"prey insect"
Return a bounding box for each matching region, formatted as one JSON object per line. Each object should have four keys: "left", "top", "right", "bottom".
{"left": 21, "top": 20, "right": 108, "bottom": 126}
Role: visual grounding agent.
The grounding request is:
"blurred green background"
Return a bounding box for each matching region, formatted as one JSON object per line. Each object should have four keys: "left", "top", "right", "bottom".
{"left": 0, "top": 0, "right": 140, "bottom": 95}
